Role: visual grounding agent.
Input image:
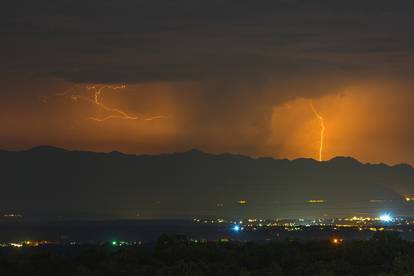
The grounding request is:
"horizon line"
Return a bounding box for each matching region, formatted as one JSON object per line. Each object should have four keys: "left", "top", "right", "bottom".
{"left": 0, "top": 144, "right": 412, "bottom": 168}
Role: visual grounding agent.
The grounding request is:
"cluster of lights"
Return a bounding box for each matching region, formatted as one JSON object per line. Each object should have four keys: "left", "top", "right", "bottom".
{"left": 346, "top": 216, "right": 373, "bottom": 222}
{"left": 3, "top": 214, "right": 22, "bottom": 218}
{"left": 0, "top": 211, "right": 401, "bottom": 251}
{"left": 194, "top": 211, "right": 398, "bottom": 234}
{"left": 110, "top": 240, "right": 141, "bottom": 247}
{"left": 307, "top": 200, "right": 325, "bottom": 203}
{"left": 1, "top": 240, "right": 55, "bottom": 248}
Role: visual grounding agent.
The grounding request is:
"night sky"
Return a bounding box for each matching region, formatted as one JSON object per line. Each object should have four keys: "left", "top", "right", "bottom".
{"left": 2, "top": 0, "right": 414, "bottom": 165}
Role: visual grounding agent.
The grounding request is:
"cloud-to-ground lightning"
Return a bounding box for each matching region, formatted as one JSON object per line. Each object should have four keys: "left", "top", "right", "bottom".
{"left": 48, "top": 84, "right": 168, "bottom": 122}
{"left": 310, "top": 101, "right": 325, "bottom": 162}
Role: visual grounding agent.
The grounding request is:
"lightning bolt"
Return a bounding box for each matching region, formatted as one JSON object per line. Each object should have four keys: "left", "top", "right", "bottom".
{"left": 86, "top": 84, "right": 139, "bottom": 121}
{"left": 47, "top": 84, "right": 168, "bottom": 122}
{"left": 310, "top": 101, "right": 325, "bottom": 162}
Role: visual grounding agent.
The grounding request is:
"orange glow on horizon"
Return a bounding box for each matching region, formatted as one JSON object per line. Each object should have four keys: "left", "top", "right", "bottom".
{"left": 2, "top": 78, "right": 414, "bottom": 166}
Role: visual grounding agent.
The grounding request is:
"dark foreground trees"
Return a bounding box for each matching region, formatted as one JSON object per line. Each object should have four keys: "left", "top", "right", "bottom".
{"left": 1, "top": 232, "right": 413, "bottom": 276}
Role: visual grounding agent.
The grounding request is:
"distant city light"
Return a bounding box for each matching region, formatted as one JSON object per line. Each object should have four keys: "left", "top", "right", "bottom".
{"left": 111, "top": 241, "right": 117, "bottom": 246}
{"left": 307, "top": 199, "right": 325, "bottom": 203}
{"left": 379, "top": 213, "right": 393, "bottom": 222}
{"left": 330, "top": 237, "right": 343, "bottom": 245}
{"left": 404, "top": 196, "right": 414, "bottom": 202}
{"left": 232, "top": 225, "right": 241, "bottom": 232}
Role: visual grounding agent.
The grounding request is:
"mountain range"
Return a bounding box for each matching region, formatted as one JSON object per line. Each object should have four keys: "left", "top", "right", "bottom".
{"left": 1, "top": 146, "right": 413, "bottom": 219}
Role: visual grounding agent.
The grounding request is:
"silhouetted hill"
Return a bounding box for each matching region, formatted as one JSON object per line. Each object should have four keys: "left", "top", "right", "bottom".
{"left": 0, "top": 147, "right": 413, "bottom": 219}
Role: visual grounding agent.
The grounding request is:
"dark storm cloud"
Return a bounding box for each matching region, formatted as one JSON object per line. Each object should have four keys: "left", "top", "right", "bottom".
{"left": 2, "top": 0, "right": 414, "bottom": 84}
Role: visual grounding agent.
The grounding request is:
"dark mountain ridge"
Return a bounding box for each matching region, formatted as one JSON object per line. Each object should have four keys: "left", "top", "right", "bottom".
{"left": 0, "top": 146, "right": 413, "bottom": 219}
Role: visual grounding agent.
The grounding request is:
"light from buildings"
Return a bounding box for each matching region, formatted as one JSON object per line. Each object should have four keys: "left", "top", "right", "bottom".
{"left": 331, "top": 237, "right": 343, "bottom": 245}
{"left": 379, "top": 213, "right": 393, "bottom": 222}
{"left": 232, "top": 225, "right": 241, "bottom": 232}
{"left": 404, "top": 196, "right": 414, "bottom": 202}
{"left": 307, "top": 200, "right": 325, "bottom": 203}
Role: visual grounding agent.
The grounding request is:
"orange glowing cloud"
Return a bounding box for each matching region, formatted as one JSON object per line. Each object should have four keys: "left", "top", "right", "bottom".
{"left": 2, "top": 76, "right": 414, "bottom": 166}
{"left": 267, "top": 82, "right": 414, "bottom": 165}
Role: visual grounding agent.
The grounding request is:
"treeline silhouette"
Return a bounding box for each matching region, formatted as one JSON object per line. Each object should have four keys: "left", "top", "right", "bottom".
{"left": 1, "top": 232, "right": 414, "bottom": 275}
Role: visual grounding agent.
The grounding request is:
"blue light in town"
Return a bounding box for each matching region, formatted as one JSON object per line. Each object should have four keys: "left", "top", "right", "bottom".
{"left": 379, "top": 213, "right": 393, "bottom": 222}
{"left": 233, "top": 225, "right": 241, "bottom": 232}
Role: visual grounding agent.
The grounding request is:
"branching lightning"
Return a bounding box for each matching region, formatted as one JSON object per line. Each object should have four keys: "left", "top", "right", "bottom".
{"left": 48, "top": 84, "right": 168, "bottom": 123}
{"left": 310, "top": 101, "right": 325, "bottom": 162}
{"left": 86, "top": 84, "right": 139, "bottom": 122}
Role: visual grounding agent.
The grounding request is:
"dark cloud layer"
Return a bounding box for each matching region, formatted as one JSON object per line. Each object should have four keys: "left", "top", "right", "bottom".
{"left": 2, "top": 0, "right": 414, "bottom": 84}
